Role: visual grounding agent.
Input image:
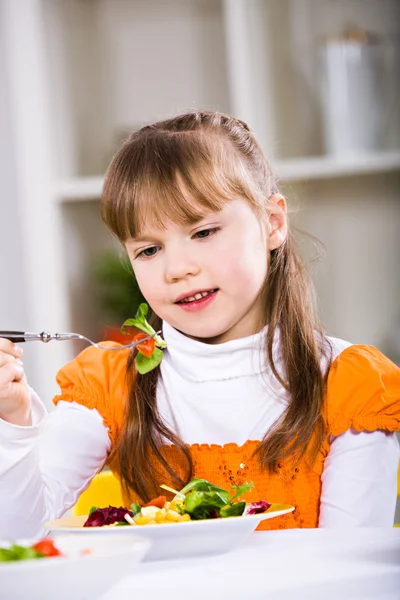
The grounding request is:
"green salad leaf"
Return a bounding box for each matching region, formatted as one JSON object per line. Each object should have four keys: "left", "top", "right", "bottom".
{"left": 121, "top": 303, "right": 166, "bottom": 348}
{"left": 160, "top": 477, "right": 254, "bottom": 520}
{"left": 130, "top": 502, "right": 142, "bottom": 516}
{"left": 135, "top": 347, "right": 164, "bottom": 375}
{"left": 220, "top": 501, "right": 247, "bottom": 518}
{"left": 121, "top": 303, "right": 166, "bottom": 374}
{"left": 231, "top": 482, "right": 253, "bottom": 502}
{"left": 184, "top": 490, "right": 229, "bottom": 520}
{"left": 0, "top": 544, "right": 43, "bottom": 562}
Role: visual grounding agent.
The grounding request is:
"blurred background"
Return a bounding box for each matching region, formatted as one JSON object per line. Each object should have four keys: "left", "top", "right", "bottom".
{"left": 0, "top": 0, "right": 399, "bottom": 412}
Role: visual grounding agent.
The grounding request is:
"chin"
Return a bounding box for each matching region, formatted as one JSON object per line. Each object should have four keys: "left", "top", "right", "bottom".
{"left": 179, "top": 323, "right": 231, "bottom": 343}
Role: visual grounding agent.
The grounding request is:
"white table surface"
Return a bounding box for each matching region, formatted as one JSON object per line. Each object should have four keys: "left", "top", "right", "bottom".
{"left": 99, "top": 528, "right": 400, "bottom": 600}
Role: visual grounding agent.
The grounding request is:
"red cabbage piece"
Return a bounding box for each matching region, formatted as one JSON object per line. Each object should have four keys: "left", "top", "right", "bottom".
{"left": 245, "top": 500, "right": 271, "bottom": 515}
{"left": 83, "top": 506, "right": 133, "bottom": 527}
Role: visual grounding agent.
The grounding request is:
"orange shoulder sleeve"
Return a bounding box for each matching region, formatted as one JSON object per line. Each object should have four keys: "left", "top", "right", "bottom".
{"left": 53, "top": 343, "right": 132, "bottom": 447}
{"left": 325, "top": 344, "right": 400, "bottom": 436}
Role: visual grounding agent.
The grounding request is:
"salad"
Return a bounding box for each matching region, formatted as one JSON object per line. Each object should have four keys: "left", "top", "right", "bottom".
{"left": 84, "top": 478, "right": 271, "bottom": 527}
{"left": 0, "top": 539, "right": 63, "bottom": 563}
{"left": 121, "top": 303, "right": 166, "bottom": 374}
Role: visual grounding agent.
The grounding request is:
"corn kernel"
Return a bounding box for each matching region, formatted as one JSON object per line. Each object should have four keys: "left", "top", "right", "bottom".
{"left": 180, "top": 513, "right": 191, "bottom": 522}
{"left": 134, "top": 516, "right": 152, "bottom": 525}
{"left": 166, "top": 510, "right": 181, "bottom": 522}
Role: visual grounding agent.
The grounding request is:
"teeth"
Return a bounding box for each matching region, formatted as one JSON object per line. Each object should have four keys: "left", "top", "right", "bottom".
{"left": 181, "top": 290, "right": 214, "bottom": 303}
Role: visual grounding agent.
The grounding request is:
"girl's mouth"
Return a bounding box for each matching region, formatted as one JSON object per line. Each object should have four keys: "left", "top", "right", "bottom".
{"left": 176, "top": 289, "right": 218, "bottom": 312}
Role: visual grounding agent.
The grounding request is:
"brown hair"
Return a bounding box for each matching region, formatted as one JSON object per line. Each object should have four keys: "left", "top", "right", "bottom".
{"left": 101, "top": 110, "right": 331, "bottom": 502}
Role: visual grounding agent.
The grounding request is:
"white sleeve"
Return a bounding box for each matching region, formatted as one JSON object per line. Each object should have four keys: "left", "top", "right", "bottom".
{"left": 0, "top": 390, "right": 110, "bottom": 539}
{"left": 319, "top": 428, "right": 399, "bottom": 527}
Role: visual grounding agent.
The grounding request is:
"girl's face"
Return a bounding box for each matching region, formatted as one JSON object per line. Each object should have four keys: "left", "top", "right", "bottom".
{"left": 125, "top": 196, "right": 287, "bottom": 344}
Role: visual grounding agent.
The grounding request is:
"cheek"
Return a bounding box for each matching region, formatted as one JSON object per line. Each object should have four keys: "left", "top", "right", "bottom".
{"left": 216, "top": 236, "right": 268, "bottom": 288}
{"left": 132, "top": 262, "right": 162, "bottom": 303}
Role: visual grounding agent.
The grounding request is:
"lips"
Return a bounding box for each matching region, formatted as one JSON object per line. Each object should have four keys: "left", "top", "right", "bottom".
{"left": 175, "top": 289, "right": 218, "bottom": 304}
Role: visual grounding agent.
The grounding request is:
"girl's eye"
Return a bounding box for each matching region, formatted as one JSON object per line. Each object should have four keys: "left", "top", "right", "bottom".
{"left": 193, "top": 227, "right": 220, "bottom": 240}
{"left": 137, "top": 246, "right": 159, "bottom": 259}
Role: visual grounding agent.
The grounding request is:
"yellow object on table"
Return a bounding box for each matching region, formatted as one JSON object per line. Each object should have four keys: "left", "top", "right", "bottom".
{"left": 398, "top": 462, "right": 400, "bottom": 498}
{"left": 72, "top": 470, "right": 124, "bottom": 516}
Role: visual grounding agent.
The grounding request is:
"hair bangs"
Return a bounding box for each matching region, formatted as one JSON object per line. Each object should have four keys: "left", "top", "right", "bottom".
{"left": 102, "top": 129, "right": 259, "bottom": 242}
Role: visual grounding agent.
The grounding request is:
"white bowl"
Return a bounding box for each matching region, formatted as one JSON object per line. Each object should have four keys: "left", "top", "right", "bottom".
{"left": 45, "top": 503, "right": 294, "bottom": 562}
{"left": 0, "top": 533, "right": 151, "bottom": 600}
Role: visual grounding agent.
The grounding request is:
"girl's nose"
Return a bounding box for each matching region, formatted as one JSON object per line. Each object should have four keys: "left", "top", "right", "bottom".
{"left": 164, "top": 251, "right": 200, "bottom": 282}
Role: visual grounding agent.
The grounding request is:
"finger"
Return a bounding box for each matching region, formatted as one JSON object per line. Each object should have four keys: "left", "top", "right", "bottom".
{"left": 0, "top": 338, "right": 23, "bottom": 358}
{"left": 0, "top": 361, "right": 25, "bottom": 387}
{"left": 12, "top": 364, "right": 26, "bottom": 383}
{"left": 0, "top": 352, "right": 22, "bottom": 368}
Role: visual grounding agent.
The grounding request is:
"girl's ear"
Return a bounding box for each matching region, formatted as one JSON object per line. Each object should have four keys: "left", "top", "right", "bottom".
{"left": 267, "top": 194, "right": 288, "bottom": 250}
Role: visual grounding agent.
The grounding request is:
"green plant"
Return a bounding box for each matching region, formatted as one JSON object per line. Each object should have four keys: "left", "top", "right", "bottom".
{"left": 92, "top": 249, "right": 145, "bottom": 325}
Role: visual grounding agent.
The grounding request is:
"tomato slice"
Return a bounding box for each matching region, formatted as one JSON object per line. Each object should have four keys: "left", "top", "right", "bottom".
{"left": 134, "top": 333, "right": 155, "bottom": 357}
{"left": 145, "top": 495, "right": 167, "bottom": 509}
{"left": 32, "top": 539, "right": 62, "bottom": 557}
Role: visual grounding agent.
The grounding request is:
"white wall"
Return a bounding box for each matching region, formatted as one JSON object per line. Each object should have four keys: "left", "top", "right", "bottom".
{"left": 0, "top": 2, "right": 51, "bottom": 396}
{"left": 0, "top": 11, "right": 30, "bottom": 348}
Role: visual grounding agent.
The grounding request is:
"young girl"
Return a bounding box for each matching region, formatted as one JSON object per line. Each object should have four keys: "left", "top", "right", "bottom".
{"left": 1, "top": 110, "right": 399, "bottom": 538}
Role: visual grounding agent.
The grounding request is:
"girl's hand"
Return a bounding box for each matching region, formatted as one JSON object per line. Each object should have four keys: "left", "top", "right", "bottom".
{"left": 0, "top": 339, "right": 31, "bottom": 426}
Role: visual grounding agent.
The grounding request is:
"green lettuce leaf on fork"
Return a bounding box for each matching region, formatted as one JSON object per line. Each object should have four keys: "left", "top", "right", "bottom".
{"left": 121, "top": 303, "right": 166, "bottom": 374}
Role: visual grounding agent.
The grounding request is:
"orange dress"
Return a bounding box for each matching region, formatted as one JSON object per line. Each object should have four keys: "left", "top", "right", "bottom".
{"left": 54, "top": 344, "right": 400, "bottom": 529}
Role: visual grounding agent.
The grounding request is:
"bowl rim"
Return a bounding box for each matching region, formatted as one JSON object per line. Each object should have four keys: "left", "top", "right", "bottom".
{"left": 44, "top": 503, "right": 295, "bottom": 533}
{"left": 0, "top": 533, "right": 151, "bottom": 572}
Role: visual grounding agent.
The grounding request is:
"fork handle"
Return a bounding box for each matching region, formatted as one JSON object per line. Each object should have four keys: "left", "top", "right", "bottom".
{"left": 0, "top": 331, "right": 35, "bottom": 342}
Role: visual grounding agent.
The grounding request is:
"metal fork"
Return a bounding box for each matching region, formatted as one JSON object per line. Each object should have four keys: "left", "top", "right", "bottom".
{"left": 0, "top": 330, "right": 162, "bottom": 351}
